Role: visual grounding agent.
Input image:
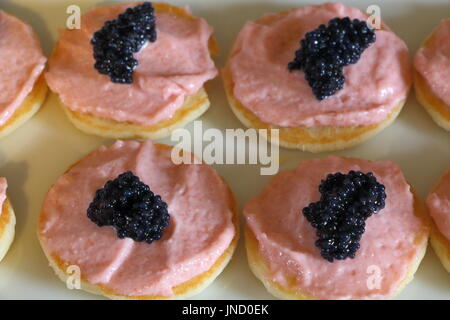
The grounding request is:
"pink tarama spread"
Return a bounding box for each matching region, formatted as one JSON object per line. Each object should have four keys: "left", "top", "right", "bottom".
{"left": 244, "top": 156, "right": 428, "bottom": 299}
{"left": 39, "top": 140, "right": 235, "bottom": 297}
{"left": 227, "top": 2, "right": 411, "bottom": 128}
{"left": 45, "top": 3, "right": 217, "bottom": 126}
{"left": 427, "top": 169, "right": 450, "bottom": 241}
{"left": 414, "top": 20, "right": 450, "bottom": 107}
{"left": 0, "top": 177, "right": 7, "bottom": 214}
{"left": 0, "top": 11, "right": 46, "bottom": 126}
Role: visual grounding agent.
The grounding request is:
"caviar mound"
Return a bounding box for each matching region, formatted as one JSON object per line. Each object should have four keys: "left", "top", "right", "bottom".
{"left": 302, "top": 170, "right": 386, "bottom": 262}
{"left": 288, "top": 17, "right": 376, "bottom": 100}
{"left": 91, "top": 2, "right": 157, "bottom": 84}
{"left": 87, "top": 171, "right": 170, "bottom": 243}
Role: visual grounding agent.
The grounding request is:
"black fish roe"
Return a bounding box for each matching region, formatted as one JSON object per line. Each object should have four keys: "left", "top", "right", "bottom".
{"left": 302, "top": 170, "right": 386, "bottom": 262}
{"left": 91, "top": 2, "right": 157, "bottom": 84}
{"left": 288, "top": 17, "right": 376, "bottom": 100}
{"left": 87, "top": 171, "right": 170, "bottom": 243}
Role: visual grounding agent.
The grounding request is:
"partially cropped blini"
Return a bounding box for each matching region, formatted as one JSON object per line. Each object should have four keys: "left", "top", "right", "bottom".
{"left": 414, "top": 19, "right": 450, "bottom": 131}
{"left": 0, "top": 11, "right": 47, "bottom": 139}
{"left": 45, "top": 2, "right": 218, "bottom": 140}
{"left": 0, "top": 178, "right": 15, "bottom": 262}
{"left": 224, "top": 3, "right": 412, "bottom": 152}
{"left": 244, "top": 156, "right": 429, "bottom": 299}
{"left": 38, "top": 140, "right": 238, "bottom": 299}
{"left": 426, "top": 168, "right": 450, "bottom": 273}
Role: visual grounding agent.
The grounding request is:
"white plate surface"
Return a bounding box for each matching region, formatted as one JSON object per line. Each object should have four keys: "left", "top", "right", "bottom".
{"left": 0, "top": 0, "right": 449, "bottom": 300}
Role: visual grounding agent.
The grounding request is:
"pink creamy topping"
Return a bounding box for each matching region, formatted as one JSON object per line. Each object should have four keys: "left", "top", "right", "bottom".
{"left": 414, "top": 20, "right": 450, "bottom": 107}
{"left": 45, "top": 3, "right": 217, "bottom": 126}
{"left": 39, "top": 140, "right": 235, "bottom": 296}
{"left": 0, "top": 11, "right": 46, "bottom": 126}
{"left": 244, "top": 156, "right": 427, "bottom": 299}
{"left": 0, "top": 177, "right": 7, "bottom": 214}
{"left": 427, "top": 169, "right": 450, "bottom": 241}
{"left": 228, "top": 2, "right": 411, "bottom": 127}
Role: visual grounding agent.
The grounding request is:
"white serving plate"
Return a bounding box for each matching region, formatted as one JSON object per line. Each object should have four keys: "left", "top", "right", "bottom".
{"left": 0, "top": 0, "right": 449, "bottom": 300}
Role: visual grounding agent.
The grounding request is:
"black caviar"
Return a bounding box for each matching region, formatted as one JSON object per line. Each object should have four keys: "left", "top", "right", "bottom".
{"left": 91, "top": 2, "right": 157, "bottom": 84}
{"left": 87, "top": 171, "right": 170, "bottom": 243}
{"left": 302, "top": 170, "right": 386, "bottom": 262}
{"left": 288, "top": 17, "right": 376, "bottom": 100}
